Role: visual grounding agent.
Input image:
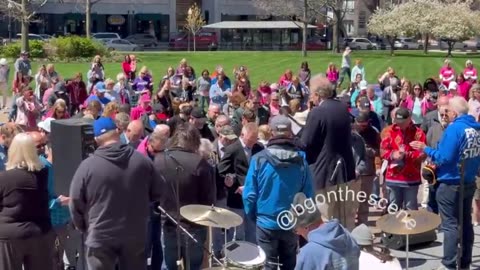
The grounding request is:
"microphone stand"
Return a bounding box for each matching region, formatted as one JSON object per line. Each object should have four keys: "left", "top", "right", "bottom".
{"left": 157, "top": 205, "right": 225, "bottom": 268}
{"left": 164, "top": 150, "right": 185, "bottom": 270}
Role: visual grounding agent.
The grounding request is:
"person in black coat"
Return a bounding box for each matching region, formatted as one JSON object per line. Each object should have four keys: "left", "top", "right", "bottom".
{"left": 155, "top": 123, "right": 216, "bottom": 270}
{"left": 301, "top": 74, "right": 358, "bottom": 231}
{"left": 0, "top": 133, "right": 54, "bottom": 270}
{"left": 217, "top": 122, "right": 263, "bottom": 244}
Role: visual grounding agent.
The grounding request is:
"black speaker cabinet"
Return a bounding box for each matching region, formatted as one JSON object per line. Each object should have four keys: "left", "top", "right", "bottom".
{"left": 51, "top": 118, "right": 96, "bottom": 196}
{"left": 381, "top": 230, "right": 437, "bottom": 250}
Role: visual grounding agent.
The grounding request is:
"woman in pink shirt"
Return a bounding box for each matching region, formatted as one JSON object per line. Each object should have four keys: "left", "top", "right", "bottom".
{"left": 439, "top": 59, "right": 455, "bottom": 87}
{"left": 278, "top": 69, "right": 293, "bottom": 88}
{"left": 130, "top": 93, "right": 152, "bottom": 120}
{"left": 468, "top": 84, "right": 480, "bottom": 121}
{"left": 16, "top": 88, "right": 42, "bottom": 129}
{"left": 269, "top": 92, "right": 281, "bottom": 117}
{"left": 258, "top": 82, "right": 271, "bottom": 106}
{"left": 463, "top": 59, "right": 477, "bottom": 83}
{"left": 399, "top": 83, "right": 434, "bottom": 117}
{"left": 457, "top": 73, "right": 472, "bottom": 100}
{"left": 326, "top": 62, "right": 339, "bottom": 86}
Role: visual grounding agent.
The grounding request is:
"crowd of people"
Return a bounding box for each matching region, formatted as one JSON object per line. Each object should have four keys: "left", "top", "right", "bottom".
{"left": 0, "top": 47, "right": 478, "bottom": 270}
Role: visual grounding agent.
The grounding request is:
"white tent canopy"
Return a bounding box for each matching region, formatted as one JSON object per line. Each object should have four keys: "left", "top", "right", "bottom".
{"left": 203, "top": 21, "right": 318, "bottom": 29}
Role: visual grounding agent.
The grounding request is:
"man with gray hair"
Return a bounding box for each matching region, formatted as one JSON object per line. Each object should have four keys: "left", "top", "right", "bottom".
{"left": 243, "top": 115, "right": 314, "bottom": 270}
{"left": 115, "top": 112, "right": 130, "bottom": 144}
{"left": 69, "top": 117, "right": 161, "bottom": 270}
{"left": 301, "top": 74, "right": 357, "bottom": 230}
{"left": 411, "top": 96, "right": 480, "bottom": 270}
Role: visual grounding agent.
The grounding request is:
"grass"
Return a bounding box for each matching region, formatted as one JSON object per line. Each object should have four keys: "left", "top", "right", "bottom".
{"left": 23, "top": 51, "right": 480, "bottom": 87}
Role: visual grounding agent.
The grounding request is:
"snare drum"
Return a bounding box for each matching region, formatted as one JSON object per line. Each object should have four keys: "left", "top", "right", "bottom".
{"left": 223, "top": 241, "right": 266, "bottom": 269}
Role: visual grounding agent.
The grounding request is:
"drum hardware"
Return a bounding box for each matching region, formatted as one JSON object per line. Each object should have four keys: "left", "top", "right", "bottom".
{"left": 222, "top": 241, "right": 266, "bottom": 270}
{"left": 158, "top": 205, "right": 226, "bottom": 269}
{"left": 377, "top": 210, "right": 441, "bottom": 270}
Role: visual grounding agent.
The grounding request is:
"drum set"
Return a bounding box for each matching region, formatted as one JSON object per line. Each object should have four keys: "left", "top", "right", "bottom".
{"left": 160, "top": 204, "right": 267, "bottom": 270}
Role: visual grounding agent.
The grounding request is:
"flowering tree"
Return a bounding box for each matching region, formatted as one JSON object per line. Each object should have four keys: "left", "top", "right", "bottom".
{"left": 184, "top": 3, "right": 205, "bottom": 52}
{"left": 367, "top": 6, "right": 406, "bottom": 56}
{"left": 0, "top": 0, "right": 48, "bottom": 51}
{"left": 431, "top": 2, "right": 480, "bottom": 56}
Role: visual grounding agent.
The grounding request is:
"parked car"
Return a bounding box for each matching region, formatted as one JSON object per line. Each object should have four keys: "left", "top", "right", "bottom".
{"left": 343, "top": 37, "right": 377, "bottom": 50}
{"left": 439, "top": 38, "right": 468, "bottom": 50}
{"left": 394, "top": 37, "right": 423, "bottom": 49}
{"left": 289, "top": 36, "right": 327, "bottom": 50}
{"left": 125, "top": 33, "right": 158, "bottom": 47}
{"left": 105, "top": 39, "right": 141, "bottom": 51}
{"left": 39, "top": 34, "right": 53, "bottom": 40}
{"left": 16, "top": 33, "right": 45, "bottom": 41}
{"left": 169, "top": 31, "right": 218, "bottom": 51}
{"left": 92, "top": 32, "right": 121, "bottom": 43}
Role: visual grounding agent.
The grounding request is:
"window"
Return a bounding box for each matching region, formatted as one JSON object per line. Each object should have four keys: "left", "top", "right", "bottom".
{"left": 343, "top": 0, "right": 355, "bottom": 12}
{"left": 344, "top": 21, "right": 354, "bottom": 36}
{"left": 358, "top": 11, "right": 366, "bottom": 29}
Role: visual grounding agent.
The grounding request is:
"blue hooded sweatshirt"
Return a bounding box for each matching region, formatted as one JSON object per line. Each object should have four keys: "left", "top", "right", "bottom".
{"left": 295, "top": 220, "right": 360, "bottom": 270}
{"left": 243, "top": 142, "right": 315, "bottom": 230}
{"left": 424, "top": 114, "right": 480, "bottom": 185}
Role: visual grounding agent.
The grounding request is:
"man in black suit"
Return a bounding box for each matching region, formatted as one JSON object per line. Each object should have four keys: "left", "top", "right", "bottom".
{"left": 301, "top": 74, "right": 357, "bottom": 230}
{"left": 421, "top": 95, "right": 449, "bottom": 134}
{"left": 218, "top": 122, "right": 263, "bottom": 243}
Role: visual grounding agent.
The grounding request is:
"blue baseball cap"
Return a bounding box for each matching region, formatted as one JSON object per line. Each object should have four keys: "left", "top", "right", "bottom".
{"left": 95, "top": 81, "right": 106, "bottom": 93}
{"left": 93, "top": 117, "right": 117, "bottom": 137}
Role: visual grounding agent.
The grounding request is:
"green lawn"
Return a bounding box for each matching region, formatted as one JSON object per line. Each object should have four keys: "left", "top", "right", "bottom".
{"left": 24, "top": 51, "right": 478, "bottom": 87}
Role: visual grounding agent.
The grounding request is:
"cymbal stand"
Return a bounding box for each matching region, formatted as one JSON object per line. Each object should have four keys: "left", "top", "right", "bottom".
{"left": 158, "top": 205, "right": 225, "bottom": 268}
{"left": 405, "top": 234, "right": 410, "bottom": 270}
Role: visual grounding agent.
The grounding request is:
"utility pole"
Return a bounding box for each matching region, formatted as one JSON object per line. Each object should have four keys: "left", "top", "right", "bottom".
{"left": 86, "top": 0, "right": 91, "bottom": 38}
{"left": 21, "top": 0, "right": 29, "bottom": 52}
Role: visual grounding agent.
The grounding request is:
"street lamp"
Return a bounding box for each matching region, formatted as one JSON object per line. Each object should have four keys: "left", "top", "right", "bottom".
{"left": 7, "top": 2, "right": 12, "bottom": 43}
{"left": 187, "top": 7, "right": 192, "bottom": 52}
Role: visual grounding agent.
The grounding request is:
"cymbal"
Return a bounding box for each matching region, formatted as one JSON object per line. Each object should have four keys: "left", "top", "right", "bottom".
{"left": 376, "top": 210, "right": 441, "bottom": 235}
{"left": 180, "top": 204, "right": 243, "bottom": 228}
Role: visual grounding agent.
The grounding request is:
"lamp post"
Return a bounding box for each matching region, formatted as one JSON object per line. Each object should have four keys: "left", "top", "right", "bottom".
{"left": 187, "top": 7, "right": 192, "bottom": 52}
{"left": 7, "top": 2, "right": 12, "bottom": 43}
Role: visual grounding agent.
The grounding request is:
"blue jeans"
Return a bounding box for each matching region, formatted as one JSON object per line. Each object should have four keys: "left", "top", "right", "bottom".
{"left": 256, "top": 226, "right": 297, "bottom": 270}
{"left": 162, "top": 225, "right": 207, "bottom": 270}
{"left": 146, "top": 206, "right": 163, "bottom": 270}
{"left": 387, "top": 185, "right": 419, "bottom": 210}
{"left": 436, "top": 182, "right": 476, "bottom": 269}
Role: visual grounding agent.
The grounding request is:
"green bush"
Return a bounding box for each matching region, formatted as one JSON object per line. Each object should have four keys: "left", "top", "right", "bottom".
{"left": 0, "top": 40, "right": 45, "bottom": 58}
{"left": 29, "top": 40, "right": 45, "bottom": 58}
{"left": 48, "top": 36, "right": 108, "bottom": 59}
{"left": 1, "top": 42, "right": 20, "bottom": 58}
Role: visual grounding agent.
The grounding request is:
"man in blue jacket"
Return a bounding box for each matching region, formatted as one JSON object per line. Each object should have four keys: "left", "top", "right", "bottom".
{"left": 411, "top": 96, "right": 480, "bottom": 270}
{"left": 292, "top": 193, "right": 360, "bottom": 270}
{"left": 243, "top": 115, "right": 314, "bottom": 270}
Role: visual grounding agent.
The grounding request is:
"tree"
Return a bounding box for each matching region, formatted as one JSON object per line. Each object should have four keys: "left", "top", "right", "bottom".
{"left": 367, "top": 6, "right": 406, "bottom": 56}
{"left": 70, "top": 0, "right": 101, "bottom": 38}
{"left": 392, "top": 0, "right": 440, "bottom": 54}
{"left": 430, "top": 1, "right": 480, "bottom": 56}
{"left": 254, "top": 0, "right": 317, "bottom": 57}
{"left": 184, "top": 3, "right": 205, "bottom": 52}
{"left": 0, "top": 0, "right": 48, "bottom": 52}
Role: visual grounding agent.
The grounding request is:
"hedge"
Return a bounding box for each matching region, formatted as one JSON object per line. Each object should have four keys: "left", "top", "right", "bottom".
{"left": 0, "top": 36, "right": 108, "bottom": 60}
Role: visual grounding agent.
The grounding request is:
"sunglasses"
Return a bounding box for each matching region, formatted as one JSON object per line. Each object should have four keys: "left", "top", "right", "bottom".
{"left": 36, "top": 143, "right": 46, "bottom": 149}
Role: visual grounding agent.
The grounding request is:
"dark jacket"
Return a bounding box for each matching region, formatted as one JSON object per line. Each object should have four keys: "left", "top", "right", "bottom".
{"left": 155, "top": 148, "right": 216, "bottom": 228}
{"left": 358, "top": 125, "right": 381, "bottom": 176}
{"left": 69, "top": 143, "right": 161, "bottom": 248}
{"left": 301, "top": 99, "right": 356, "bottom": 190}
{"left": 0, "top": 168, "right": 51, "bottom": 239}
{"left": 218, "top": 139, "right": 263, "bottom": 209}
{"left": 421, "top": 109, "right": 439, "bottom": 134}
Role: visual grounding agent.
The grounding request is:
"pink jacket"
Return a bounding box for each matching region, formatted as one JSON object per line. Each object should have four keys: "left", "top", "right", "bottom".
{"left": 463, "top": 67, "right": 478, "bottom": 80}
{"left": 278, "top": 74, "right": 292, "bottom": 88}
{"left": 458, "top": 81, "right": 472, "bottom": 100}
{"left": 136, "top": 137, "right": 148, "bottom": 156}
{"left": 130, "top": 105, "right": 151, "bottom": 121}
{"left": 327, "top": 70, "right": 339, "bottom": 82}
{"left": 400, "top": 96, "right": 434, "bottom": 116}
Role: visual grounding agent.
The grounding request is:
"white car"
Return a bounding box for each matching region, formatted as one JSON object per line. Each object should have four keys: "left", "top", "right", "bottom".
{"left": 92, "top": 32, "right": 121, "bottom": 43}
{"left": 105, "top": 39, "right": 141, "bottom": 51}
{"left": 394, "top": 37, "right": 423, "bottom": 49}
{"left": 16, "top": 33, "right": 45, "bottom": 41}
{"left": 344, "top": 37, "right": 377, "bottom": 50}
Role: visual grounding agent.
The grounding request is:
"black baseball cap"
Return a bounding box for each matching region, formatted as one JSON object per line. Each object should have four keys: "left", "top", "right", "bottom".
{"left": 191, "top": 107, "right": 206, "bottom": 119}
{"left": 357, "top": 96, "right": 371, "bottom": 110}
{"left": 355, "top": 112, "right": 370, "bottom": 123}
{"left": 395, "top": 107, "right": 411, "bottom": 123}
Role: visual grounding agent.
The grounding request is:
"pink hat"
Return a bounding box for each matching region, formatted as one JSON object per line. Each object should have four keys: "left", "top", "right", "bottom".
{"left": 140, "top": 93, "right": 151, "bottom": 103}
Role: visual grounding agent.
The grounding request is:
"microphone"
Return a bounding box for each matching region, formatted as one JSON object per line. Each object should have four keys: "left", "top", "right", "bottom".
{"left": 330, "top": 159, "right": 342, "bottom": 183}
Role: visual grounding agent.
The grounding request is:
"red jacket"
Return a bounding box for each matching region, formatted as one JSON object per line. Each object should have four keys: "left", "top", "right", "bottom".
{"left": 380, "top": 124, "right": 426, "bottom": 186}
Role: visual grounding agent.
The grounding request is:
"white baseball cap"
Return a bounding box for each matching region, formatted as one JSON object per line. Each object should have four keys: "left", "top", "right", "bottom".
{"left": 448, "top": 81, "right": 458, "bottom": 91}
{"left": 0, "top": 58, "right": 7, "bottom": 66}
{"left": 38, "top": 117, "right": 55, "bottom": 133}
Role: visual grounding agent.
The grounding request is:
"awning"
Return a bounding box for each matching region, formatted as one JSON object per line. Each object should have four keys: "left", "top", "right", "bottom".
{"left": 203, "top": 21, "right": 318, "bottom": 29}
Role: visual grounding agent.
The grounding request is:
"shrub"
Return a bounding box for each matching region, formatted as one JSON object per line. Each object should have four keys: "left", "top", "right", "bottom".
{"left": 48, "top": 36, "right": 108, "bottom": 59}
{"left": 1, "top": 42, "right": 20, "bottom": 58}
{"left": 0, "top": 40, "right": 45, "bottom": 58}
{"left": 29, "top": 40, "right": 45, "bottom": 58}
